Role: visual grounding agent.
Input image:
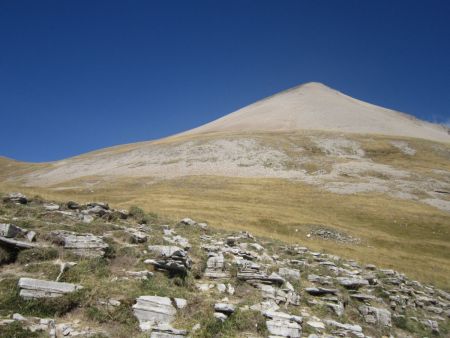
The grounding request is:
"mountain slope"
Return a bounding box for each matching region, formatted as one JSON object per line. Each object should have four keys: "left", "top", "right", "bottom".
{"left": 1, "top": 82, "right": 449, "bottom": 289}
{"left": 182, "top": 82, "right": 449, "bottom": 142}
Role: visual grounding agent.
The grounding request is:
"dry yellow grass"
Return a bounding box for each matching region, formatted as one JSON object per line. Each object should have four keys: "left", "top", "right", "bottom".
{"left": 2, "top": 175, "right": 449, "bottom": 289}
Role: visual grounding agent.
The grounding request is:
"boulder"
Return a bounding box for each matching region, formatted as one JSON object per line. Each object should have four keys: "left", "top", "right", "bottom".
{"left": 18, "top": 278, "right": 82, "bottom": 299}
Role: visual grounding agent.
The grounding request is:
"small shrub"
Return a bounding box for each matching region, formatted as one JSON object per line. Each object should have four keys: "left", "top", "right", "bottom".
{"left": 193, "top": 309, "right": 267, "bottom": 337}
{"left": 0, "top": 321, "right": 41, "bottom": 338}
{"left": 128, "top": 206, "right": 158, "bottom": 224}
{"left": 61, "top": 258, "right": 110, "bottom": 283}
{"left": 0, "top": 246, "right": 13, "bottom": 264}
{"left": 86, "top": 301, "right": 137, "bottom": 327}
{"left": 16, "top": 247, "right": 58, "bottom": 264}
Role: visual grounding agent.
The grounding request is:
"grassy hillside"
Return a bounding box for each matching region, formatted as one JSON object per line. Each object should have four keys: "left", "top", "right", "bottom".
{"left": 1, "top": 176, "right": 449, "bottom": 289}
{"left": 1, "top": 131, "right": 449, "bottom": 288}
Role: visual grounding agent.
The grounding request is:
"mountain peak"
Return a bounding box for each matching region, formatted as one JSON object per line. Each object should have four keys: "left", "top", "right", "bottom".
{"left": 181, "top": 82, "right": 449, "bottom": 142}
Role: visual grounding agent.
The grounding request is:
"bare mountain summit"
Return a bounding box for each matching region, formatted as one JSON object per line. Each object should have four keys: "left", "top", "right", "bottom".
{"left": 183, "top": 82, "right": 449, "bottom": 142}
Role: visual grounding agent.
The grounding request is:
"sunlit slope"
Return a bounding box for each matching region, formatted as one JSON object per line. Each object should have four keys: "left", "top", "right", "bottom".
{"left": 182, "top": 82, "right": 449, "bottom": 142}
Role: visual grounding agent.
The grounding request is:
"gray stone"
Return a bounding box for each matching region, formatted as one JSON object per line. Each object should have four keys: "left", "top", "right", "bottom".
{"left": 126, "top": 228, "right": 148, "bottom": 243}
{"left": 18, "top": 278, "right": 82, "bottom": 299}
{"left": 0, "top": 223, "right": 22, "bottom": 238}
{"left": 214, "top": 303, "right": 235, "bottom": 315}
{"left": 150, "top": 323, "right": 187, "bottom": 337}
{"left": 358, "top": 305, "right": 391, "bottom": 327}
{"left": 214, "top": 312, "right": 228, "bottom": 322}
{"left": 179, "top": 218, "right": 196, "bottom": 226}
{"left": 133, "top": 296, "right": 186, "bottom": 331}
{"left": 266, "top": 319, "right": 301, "bottom": 337}
{"left": 278, "top": 267, "right": 300, "bottom": 280}
{"left": 336, "top": 277, "right": 369, "bottom": 289}
{"left": 148, "top": 245, "right": 185, "bottom": 258}
{"left": 3, "top": 192, "right": 28, "bottom": 204}
{"left": 204, "top": 252, "right": 228, "bottom": 279}
{"left": 44, "top": 203, "right": 60, "bottom": 211}
{"left": 324, "top": 319, "right": 362, "bottom": 333}
{"left": 26, "top": 230, "right": 37, "bottom": 242}
{"left": 50, "top": 230, "right": 108, "bottom": 257}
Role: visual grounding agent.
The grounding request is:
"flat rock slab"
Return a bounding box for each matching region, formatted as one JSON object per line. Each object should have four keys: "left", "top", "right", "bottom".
{"left": 51, "top": 230, "right": 108, "bottom": 257}
{"left": 150, "top": 323, "right": 187, "bottom": 338}
{"left": 133, "top": 296, "right": 187, "bottom": 331}
{"left": 0, "top": 236, "right": 42, "bottom": 249}
{"left": 264, "top": 310, "right": 302, "bottom": 337}
{"left": 18, "top": 278, "right": 83, "bottom": 299}
{"left": 336, "top": 277, "right": 369, "bottom": 289}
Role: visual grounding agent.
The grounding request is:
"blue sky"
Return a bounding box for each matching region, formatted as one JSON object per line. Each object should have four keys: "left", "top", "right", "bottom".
{"left": 1, "top": 0, "right": 449, "bottom": 162}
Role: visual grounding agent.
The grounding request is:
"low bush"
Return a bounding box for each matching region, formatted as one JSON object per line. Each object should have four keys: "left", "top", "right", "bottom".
{"left": 16, "top": 247, "right": 58, "bottom": 264}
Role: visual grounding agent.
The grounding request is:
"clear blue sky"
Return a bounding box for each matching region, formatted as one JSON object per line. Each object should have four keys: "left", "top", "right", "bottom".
{"left": 1, "top": 0, "right": 449, "bottom": 162}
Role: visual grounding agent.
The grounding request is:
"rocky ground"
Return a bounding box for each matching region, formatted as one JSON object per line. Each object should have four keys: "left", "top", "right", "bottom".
{"left": 0, "top": 192, "right": 448, "bottom": 337}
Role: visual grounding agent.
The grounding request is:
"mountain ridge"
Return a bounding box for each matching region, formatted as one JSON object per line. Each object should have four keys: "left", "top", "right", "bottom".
{"left": 180, "top": 82, "right": 449, "bottom": 143}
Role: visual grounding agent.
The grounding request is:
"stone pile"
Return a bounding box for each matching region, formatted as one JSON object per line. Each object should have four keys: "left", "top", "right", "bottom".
{"left": 145, "top": 245, "right": 192, "bottom": 277}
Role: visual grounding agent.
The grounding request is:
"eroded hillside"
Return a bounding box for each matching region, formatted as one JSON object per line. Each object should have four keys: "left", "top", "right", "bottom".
{"left": 0, "top": 193, "right": 449, "bottom": 337}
